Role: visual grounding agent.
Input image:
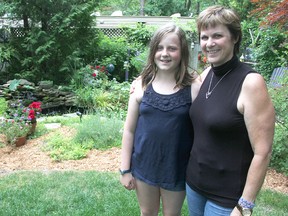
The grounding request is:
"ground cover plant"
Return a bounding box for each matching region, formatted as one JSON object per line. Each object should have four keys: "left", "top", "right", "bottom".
{"left": 0, "top": 171, "right": 287, "bottom": 216}
{"left": 34, "top": 114, "right": 124, "bottom": 161}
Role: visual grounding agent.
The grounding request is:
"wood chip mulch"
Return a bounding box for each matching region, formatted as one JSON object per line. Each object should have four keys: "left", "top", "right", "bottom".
{"left": 0, "top": 129, "right": 287, "bottom": 195}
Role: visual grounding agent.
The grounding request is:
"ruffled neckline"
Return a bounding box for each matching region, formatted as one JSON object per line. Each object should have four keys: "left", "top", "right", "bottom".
{"left": 142, "top": 85, "right": 191, "bottom": 111}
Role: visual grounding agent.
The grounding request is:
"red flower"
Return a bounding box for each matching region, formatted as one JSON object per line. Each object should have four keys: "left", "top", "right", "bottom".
{"left": 203, "top": 56, "right": 207, "bottom": 64}
{"left": 27, "top": 102, "right": 42, "bottom": 122}
{"left": 28, "top": 109, "right": 35, "bottom": 120}
{"left": 92, "top": 72, "right": 97, "bottom": 77}
{"left": 29, "top": 102, "right": 42, "bottom": 111}
{"left": 96, "top": 65, "right": 100, "bottom": 69}
{"left": 100, "top": 66, "right": 106, "bottom": 72}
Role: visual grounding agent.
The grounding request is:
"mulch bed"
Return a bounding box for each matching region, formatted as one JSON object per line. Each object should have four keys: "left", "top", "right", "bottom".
{"left": 0, "top": 130, "right": 287, "bottom": 195}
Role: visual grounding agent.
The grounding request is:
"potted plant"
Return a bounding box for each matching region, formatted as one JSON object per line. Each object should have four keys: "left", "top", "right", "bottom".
{"left": 26, "top": 101, "right": 42, "bottom": 123}
{"left": 0, "top": 100, "right": 42, "bottom": 145}
{"left": 0, "top": 119, "right": 31, "bottom": 146}
{"left": 6, "top": 100, "right": 42, "bottom": 135}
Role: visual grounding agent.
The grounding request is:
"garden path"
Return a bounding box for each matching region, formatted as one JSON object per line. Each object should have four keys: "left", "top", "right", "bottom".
{"left": 0, "top": 126, "right": 287, "bottom": 195}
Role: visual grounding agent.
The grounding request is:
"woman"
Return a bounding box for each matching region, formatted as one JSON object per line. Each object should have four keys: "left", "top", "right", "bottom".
{"left": 186, "top": 5, "right": 275, "bottom": 216}
{"left": 120, "top": 23, "right": 200, "bottom": 216}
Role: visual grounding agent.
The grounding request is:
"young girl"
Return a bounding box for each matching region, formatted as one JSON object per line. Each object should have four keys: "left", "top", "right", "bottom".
{"left": 120, "top": 24, "right": 200, "bottom": 216}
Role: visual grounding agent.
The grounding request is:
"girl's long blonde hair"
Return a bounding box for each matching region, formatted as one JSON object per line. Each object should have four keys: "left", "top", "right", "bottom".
{"left": 141, "top": 23, "right": 194, "bottom": 89}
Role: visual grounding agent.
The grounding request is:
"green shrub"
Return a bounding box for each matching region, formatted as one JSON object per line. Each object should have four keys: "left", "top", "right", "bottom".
{"left": 0, "top": 98, "right": 8, "bottom": 116}
{"left": 269, "top": 76, "right": 288, "bottom": 175}
{"left": 42, "top": 132, "right": 90, "bottom": 161}
{"left": 72, "top": 67, "right": 130, "bottom": 120}
{"left": 95, "top": 36, "right": 130, "bottom": 82}
{"left": 122, "top": 23, "right": 155, "bottom": 46}
{"left": 254, "top": 28, "right": 287, "bottom": 80}
{"left": 74, "top": 115, "right": 124, "bottom": 150}
{"left": 106, "top": 81, "right": 130, "bottom": 120}
{"left": 74, "top": 86, "right": 97, "bottom": 113}
{"left": 41, "top": 114, "right": 124, "bottom": 161}
{"left": 70, "top": 65, "right": 101, "bottom": 90}
{"left": 4, "top": 1, "right": 100, "bottom": 85}
{"left": 130, "top": 48, "right": 148, "bottom": 74}
{"left": 95, "top": 30, "right": 150, "bottom": 83}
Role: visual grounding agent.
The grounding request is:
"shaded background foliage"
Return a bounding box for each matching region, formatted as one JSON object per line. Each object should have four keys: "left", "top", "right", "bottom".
{"left": 0, "top": 0, "right": 286, "bottom": 84}
{"left": 1, "top": 0, "right": 101, "bottom": 84}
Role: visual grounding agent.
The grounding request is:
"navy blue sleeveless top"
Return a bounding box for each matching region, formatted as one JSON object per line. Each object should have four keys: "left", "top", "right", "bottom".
{"left": 132, "top": 84, "right": 193, "bottom": 190}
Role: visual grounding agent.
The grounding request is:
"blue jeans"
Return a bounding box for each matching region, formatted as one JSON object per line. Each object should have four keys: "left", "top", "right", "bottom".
{"left": 186, "top": 184, "right": 233, "bottom": 216}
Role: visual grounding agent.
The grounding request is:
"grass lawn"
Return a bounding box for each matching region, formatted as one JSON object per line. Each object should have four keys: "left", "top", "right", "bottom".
{"left": 0, "top": 171, "right": 287, "bottom": 216}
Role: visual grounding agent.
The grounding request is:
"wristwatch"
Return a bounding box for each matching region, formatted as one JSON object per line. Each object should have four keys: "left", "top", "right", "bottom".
{"left": 119, "top": 169, "right": 131, "bottom": 175}
{"left": 236, "top": 203, "right": 253, "bottom": 216}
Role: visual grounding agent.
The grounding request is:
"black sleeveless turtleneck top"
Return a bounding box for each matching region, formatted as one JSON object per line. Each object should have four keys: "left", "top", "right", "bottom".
{"left": 186, "top": 56, "right": 256, "bottom": 208}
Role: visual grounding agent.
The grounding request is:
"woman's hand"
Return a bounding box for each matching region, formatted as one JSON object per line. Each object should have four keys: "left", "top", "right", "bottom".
{"left": 230, "top": 207, "right": 242, "bottom": 216}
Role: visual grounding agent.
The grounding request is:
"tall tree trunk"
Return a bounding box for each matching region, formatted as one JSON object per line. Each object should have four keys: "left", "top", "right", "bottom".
{"left": 185, "top": 0, "right": 191, "bottom": 10}
{"left": 23, "top": 14, "right": 29, "bottom": 29}
{"left": 140, "top": 0, "right": 144, "bottom": 16}
{"left": 196, "top": 1, "right": 200, "bottom": 15}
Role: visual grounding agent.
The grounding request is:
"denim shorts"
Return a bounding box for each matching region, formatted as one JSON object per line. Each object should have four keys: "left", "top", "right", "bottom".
{"left": 186, "top": 184, "right": 233, "bottom": 216}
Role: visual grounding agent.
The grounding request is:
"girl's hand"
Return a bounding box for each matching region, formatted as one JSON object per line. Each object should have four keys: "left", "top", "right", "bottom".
{"left": 120, "top": 173, "right": 136, "bottom": 190}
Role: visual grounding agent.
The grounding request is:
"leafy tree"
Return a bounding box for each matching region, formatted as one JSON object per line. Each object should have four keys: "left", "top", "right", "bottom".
{"left": 247, "top": 0, "right": 288, "bottom": 78}
{"left": 181, "top": 0, "right": 253, "bottom": 19}
{"left": 96, "top": 0, "right": 140, "bottom": 15}
{"left": 96, "top": 0, "right": 255, "bottom": 18}
{"left": 97, "top": 0, "right": 193, "bottom": 16}
{"left": 142, "top": 0, "right": 176, "bottom": 16}
{"left": 2, "top": 0, "right": 100, "bottom": 85}
{"left": 250, "top": 0, "right": 288, "bottom": 29}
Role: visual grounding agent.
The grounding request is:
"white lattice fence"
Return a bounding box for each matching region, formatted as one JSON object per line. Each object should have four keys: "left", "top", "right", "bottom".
{"left": 98, "top": 28, "right": 125, "bottom": 37}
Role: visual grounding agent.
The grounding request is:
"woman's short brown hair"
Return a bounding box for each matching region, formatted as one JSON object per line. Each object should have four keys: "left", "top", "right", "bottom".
{"left": 197, "top": 5, "right": 242, "bottom": 55}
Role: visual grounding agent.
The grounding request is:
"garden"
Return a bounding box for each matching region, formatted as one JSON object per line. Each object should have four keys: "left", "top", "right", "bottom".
{"left": 0, "top": 0, "right": 288, "bottom": 215}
